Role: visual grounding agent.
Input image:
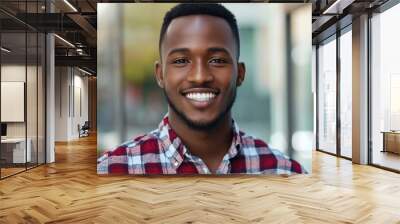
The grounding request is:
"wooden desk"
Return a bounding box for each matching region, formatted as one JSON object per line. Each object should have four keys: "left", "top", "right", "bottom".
{"left": 381, "top": 131, "right": 400, "bottom": 154}
{"left": 1, "top": 138, "right": 31, "bottom": 163}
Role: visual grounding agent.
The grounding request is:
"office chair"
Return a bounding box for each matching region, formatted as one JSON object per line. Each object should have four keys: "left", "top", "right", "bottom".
{"left": 79, "top": 121, "right": 90, "bottom": 138}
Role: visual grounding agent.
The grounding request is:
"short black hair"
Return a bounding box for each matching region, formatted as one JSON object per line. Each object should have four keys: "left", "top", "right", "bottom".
{"left": 159, "top": 3, "right": 240, "bottom": 59}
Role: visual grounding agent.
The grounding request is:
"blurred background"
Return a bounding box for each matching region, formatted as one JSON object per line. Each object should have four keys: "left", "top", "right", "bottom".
{"left": 97, "top": 3, "right": 313, "bottom": 172}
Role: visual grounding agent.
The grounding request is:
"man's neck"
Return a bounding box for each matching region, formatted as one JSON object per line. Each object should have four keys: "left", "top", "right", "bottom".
{"left": 168, "top": 111, "right": 233, "bottom": 173}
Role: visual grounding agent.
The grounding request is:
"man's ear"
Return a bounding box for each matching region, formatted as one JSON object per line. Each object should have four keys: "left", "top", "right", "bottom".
{"left": 154, "top": 60, "right": 164, "bottom": 88}
{"left": 236, "top": 62, "right": 246, "bottom": 87}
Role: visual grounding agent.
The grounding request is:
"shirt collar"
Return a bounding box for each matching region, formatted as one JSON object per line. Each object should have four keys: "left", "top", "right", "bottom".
{"left": 157, "top": 114, "right": 243, "bottom": 167}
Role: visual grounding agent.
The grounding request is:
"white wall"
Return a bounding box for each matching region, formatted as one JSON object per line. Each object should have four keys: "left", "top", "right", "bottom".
{"left": 73, "top": 73, "right": 89, "bottom": 138}
{"left": 55, "top": 67, "right": 89, "bottom": 141}
{"left": 1, "top": 65, "right": 37, "bottom": 137}
{"left": 55, "top": 66, "right": 69, "bottom": 141}
{"left": 1, "top": 63, "right": 46, "bottom": 164}
{"left": 1, "top": 66, "right": 26, "bottom": 138}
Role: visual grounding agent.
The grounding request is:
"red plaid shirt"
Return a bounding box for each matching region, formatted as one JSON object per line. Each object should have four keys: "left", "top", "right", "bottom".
{"left": 97, "top": 116, "right": 306, "bottom": 175}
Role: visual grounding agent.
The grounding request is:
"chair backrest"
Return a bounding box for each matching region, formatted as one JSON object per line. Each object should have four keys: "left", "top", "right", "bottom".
{"left": 82, "top": 121, "right": 90, "bottom": 129}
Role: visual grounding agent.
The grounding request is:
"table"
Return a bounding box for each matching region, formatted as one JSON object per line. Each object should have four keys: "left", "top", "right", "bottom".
{"left": 1, "top": 138, "right": 31, "bottom": 163}
{"left": 381, "top": 131, "right": 400, "bottom": 154}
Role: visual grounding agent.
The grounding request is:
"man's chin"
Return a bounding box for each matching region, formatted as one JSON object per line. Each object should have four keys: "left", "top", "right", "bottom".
{"left": 164, "top": 89, "right": 235, "bottom": 131}
{"left": 181, "top": 116, "right": 221, "bottom": 131}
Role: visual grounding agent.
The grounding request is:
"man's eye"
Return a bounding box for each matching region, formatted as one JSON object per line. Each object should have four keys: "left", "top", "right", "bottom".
{"left": 209, "top": 58, "right": 228, "bottom": 64}
{"left": 172, "top": 58, "right": 189, "bottom": 64}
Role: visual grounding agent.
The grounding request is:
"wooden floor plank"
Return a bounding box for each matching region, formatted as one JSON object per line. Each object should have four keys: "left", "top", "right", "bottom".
{"left": 0, "top": 134, "right": 400, "bottom": 223}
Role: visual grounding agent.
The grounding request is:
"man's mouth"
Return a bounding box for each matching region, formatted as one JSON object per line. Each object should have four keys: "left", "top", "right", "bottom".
{"left": 184, "top": 92, "right": 217, "bottom": 102}
{"left": 181, "top": 88, "right": 219, "bottom": 108}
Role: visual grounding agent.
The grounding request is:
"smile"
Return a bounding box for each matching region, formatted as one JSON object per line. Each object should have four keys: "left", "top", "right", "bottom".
{"left": 184, "top": 92, "right": 217, "bottom": 102}
{"left": 181, "top": 88, "right": 220, "bottom": 109}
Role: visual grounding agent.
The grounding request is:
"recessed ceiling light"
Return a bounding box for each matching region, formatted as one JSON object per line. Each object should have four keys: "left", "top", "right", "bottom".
{"left": 78, "top": 67, "right": 93, "bottom": 76}
{"left": 63, "top": 0, "right": 78, "bottom": 12}
{"left": 322, "top": 0, "right": 354, "bottom": 15}
{"left": 1, "top": 47, "right": 11, "bottom": 53}
{"left": 54, "top": 34, "right": 75, "bottom": 48}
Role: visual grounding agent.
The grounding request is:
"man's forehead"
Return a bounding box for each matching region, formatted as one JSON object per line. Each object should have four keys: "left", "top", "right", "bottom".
{"left": 161, "top": 15, "right": 236, "bottom": 55}
{"left": 167, "top": 14, "right": 230, "bottom": 30}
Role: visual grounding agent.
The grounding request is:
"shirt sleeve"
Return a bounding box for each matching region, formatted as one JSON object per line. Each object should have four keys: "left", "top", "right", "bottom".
{"left": 269, "top": 148, "right": 308, "bottom": 175}
{"left": 97, "top": 152, "right": 110, "bottom": 174}
{"left": 289, "top": 158, "right": 308, "bottom": 174}
{"left": 97, "top": 146, "right": 129, "bottom": 175}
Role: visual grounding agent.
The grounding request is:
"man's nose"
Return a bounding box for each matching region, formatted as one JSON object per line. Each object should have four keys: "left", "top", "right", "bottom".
{"left": 187, "top": 60, "right": 214, "bottom": 84}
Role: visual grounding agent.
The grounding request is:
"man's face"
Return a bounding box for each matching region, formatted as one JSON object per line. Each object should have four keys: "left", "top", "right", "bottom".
{"left": 155, "top": 15, "right": 245, "bottom": 130}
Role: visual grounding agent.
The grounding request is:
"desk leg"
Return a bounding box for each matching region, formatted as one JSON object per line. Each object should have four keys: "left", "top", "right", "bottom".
{"left": 382, "top": 133, "right": 386, "bottom": 153}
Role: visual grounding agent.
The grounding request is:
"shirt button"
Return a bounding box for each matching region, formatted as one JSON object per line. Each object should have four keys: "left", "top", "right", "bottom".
{"left": 174, "top": 161, "right": 179, "bottom": 167}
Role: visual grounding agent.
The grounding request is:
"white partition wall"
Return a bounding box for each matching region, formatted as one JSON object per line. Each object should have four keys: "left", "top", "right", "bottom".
{"left": 54, "top": 67, "right": 89, "bottom": 142}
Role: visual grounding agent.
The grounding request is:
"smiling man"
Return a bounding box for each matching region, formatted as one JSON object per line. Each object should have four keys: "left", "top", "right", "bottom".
{"left": 97, "top": 3, "right": 306, "bottom": 175}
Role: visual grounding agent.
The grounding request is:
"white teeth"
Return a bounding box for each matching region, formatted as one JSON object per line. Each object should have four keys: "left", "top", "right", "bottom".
{"left": 185, "top": 92, "right": 216, "bottom": 102}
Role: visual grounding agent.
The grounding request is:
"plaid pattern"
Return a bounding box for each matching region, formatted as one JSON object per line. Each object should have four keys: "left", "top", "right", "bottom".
{"left": 98, "top": 116, "right": 307, "bottom": 175}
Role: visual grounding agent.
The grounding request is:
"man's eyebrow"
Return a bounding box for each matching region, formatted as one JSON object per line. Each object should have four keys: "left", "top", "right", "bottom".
{"left": 166, "top": 47, "right": 234, "bottom": 58}
{"left": 167, "top": 48, "right": 189, "bottom": 56}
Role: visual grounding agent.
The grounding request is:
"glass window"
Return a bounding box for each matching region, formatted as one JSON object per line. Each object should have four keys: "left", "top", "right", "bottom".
{"left": 1, "top": 30, "right": 28, "bottom": 177}
{"left": 0, "top": 1, "right": 46, "bottom": 179}
{"left": 317, "top": 37, "right": 337, "bottom": 154}
{"left": 339, "top": 29, "right": 352, "bottom": 158}
{"left": 371, "top": 3, "right": 400, "bottom": 171}
{"left": 27, "top": 30, "right": 38, "bottom": 169}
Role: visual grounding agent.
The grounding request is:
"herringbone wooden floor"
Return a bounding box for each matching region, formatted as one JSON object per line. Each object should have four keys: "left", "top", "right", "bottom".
{"left": 1, "top": 134, "right": 400, "bottom": 224}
